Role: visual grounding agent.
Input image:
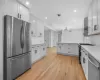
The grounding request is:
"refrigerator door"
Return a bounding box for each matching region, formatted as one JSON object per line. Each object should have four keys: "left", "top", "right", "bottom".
{"left": 7, "top": 54, "right": 24, "bottom": 80}
{"left": 24, "top": 52, "right": 31, "bottom": 71}
{"left": 4, "top": 15, "right": 12, "bottom": 58}
{"left": 23, "top": 22, "right": 31, "bottom": 53}
{"left": 7, "top": 53, "right": 31, "bottom": 80}
{"left": 12, "top": 17, "right": 23, "bottom": 56}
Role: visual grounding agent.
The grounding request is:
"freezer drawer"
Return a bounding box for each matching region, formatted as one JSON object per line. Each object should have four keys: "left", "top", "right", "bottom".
{"left": 7, "top": 53, "right": 31, "bottom": 80}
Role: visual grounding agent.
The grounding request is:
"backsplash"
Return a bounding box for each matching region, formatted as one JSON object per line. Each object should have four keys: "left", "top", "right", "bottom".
{"left": 89, "top": 35, "right": 100, "bottom": 45}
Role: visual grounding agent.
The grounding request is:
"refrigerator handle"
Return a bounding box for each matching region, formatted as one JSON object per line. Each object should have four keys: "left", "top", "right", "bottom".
{"left": 22, "top": 22, "right": 25, "bottom": 49}
{"left": 20, "top": 23, "right": 23, "bottom": 48}
{"left": 22, "top": 22, "right": 24, "bottom": 48}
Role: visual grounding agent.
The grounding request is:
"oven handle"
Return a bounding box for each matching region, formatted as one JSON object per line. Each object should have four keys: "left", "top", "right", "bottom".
{"left": 88, "top": 58, "right": 100, "bottom": 69}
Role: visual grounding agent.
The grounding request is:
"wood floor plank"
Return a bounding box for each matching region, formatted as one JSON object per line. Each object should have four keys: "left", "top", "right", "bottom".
{"left": 16, "top": 47, "right": 86, "bottom": 80}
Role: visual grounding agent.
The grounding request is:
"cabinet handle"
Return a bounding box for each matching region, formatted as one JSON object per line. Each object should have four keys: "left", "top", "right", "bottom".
{"left": 20, "top": 14, "right": 21, "bottom": 19}
{"left": 18, "top": 13, "right": 20, "bottom": 18}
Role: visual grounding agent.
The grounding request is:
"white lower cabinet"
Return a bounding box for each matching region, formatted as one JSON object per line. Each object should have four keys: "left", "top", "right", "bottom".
{"left": 57, "top": 44, "right": 62, "bottom": 53}
{"left": 31, "top": 44, "right": 47, "bottom": 64}
{"left": 81, "top": 48, "right": 88, "bottom": 80}
{"left": 57, "top": 43, "right": 79, "bottom": 56}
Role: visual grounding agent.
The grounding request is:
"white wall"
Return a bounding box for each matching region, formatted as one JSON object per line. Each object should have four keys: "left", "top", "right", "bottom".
{"left": 0, "top": 4, "right": 5, "bottom": 80}
{"left": 62, "top": 29, "right": 84, "bottom": 43}
{"left": 89, "top": 35, "right": 100, "bottom": 45}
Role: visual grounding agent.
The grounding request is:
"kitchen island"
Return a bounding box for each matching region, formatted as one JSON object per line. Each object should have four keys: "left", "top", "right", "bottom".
{"left": 57, "top": 43, "right": 79, "bottom": 56}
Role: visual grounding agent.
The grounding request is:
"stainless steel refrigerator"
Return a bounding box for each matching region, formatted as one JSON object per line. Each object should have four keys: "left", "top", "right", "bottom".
{"left": 3, "top": 15, "right": 31, "bottom": 80}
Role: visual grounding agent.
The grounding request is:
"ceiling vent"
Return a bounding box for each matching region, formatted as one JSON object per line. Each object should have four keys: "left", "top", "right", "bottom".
{"left": 57, "top": 14, "right": 61, "bottom": 17}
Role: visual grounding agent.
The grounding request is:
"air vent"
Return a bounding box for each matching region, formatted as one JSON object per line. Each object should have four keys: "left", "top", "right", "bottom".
{"left": 57, "top": 14, "right": 61, "bottom": 17}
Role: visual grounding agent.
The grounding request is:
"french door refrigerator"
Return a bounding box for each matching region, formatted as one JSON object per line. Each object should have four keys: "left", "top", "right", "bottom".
{"left": 3, "top": 15, "right": 31, "bottom": 80}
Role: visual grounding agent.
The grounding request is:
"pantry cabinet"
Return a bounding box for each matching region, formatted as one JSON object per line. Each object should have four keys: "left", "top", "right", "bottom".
{"left": 4, "top": 0, "right": 30, "bottom": 22}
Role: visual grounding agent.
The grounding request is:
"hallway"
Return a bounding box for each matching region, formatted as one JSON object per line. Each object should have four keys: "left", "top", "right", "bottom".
{"left": 16, "top": 47, "right": 86, "bottom": 80}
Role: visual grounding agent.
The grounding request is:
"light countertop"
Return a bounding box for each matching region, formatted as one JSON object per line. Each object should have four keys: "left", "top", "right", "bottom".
{"left": 81, "top": 45, "right": 100, "bottom": 63}
{"left": 57, "top": 43, "right": 79, "bottom": 44}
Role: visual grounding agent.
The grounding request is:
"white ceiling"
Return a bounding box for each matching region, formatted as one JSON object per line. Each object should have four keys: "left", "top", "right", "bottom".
{"left": 29, "top": 0, "right": 92, "bottom": 30}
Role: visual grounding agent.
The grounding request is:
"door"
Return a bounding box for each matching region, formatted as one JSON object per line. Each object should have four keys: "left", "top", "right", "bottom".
{"left": 12, "top": 17, "right": 23, "bottom": 56}
{"left": 23, "top": 22, "right": 30, "bottom": 53}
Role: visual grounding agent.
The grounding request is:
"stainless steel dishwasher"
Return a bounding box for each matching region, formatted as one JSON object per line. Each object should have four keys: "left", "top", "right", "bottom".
{"left": 88, "top": 53, "right": 100, "bottom": 80}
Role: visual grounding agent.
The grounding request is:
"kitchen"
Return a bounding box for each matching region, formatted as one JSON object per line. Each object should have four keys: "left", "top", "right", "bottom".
{"left": 0, "top": 0, "right": 100, "bottom": 80}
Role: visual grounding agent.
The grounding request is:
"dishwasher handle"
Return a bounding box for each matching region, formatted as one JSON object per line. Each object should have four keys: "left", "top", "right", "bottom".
{"left": 88, "top": 58, "right": 100, "bottom": 69}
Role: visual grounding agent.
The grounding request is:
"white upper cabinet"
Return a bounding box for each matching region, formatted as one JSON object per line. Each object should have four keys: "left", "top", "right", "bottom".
{"left": 19, "top": 4, "right": 30, "bottom": 22}
{"left": 4, "top": 0, "right": 18, "bottom": 17}
{"left": 88, "top": 0, "right": 100, "bottom": 35}
{"left": 37, "top": 21, "right": 44, "bottom": 37}
{"left": 88, "top": 3, "right": 93, "bottom": 35}
{"left": 98, "top": 0, "right": 100, "bottom": 30}
{"left": 30, "top": 20, "right": 37, "bottom": 37}
{"left": 4, "top": 0, "right": 30, "bottom": 21}
{"left": 92, "top": 0, "right": 98, "bottom": 31}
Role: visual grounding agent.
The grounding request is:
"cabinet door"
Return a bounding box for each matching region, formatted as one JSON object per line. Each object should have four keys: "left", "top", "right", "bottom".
{"left": 19, "top": 4, "right": 30, "bottom": 22}
{"left": 62, "top": 44, "right": 68, "bottom": 55}
{"left": 88, "top": 3, "right": 93, "bottom": 35}
{"left": 92, "top": 0, "right": 98, "bottom": 31}
{"left": 30, "top": 20, "right": 37, "bottom": 37}
{"left": 37, "top": 21, "right": 44, "bottom": 37}
{"left": 31, "top": 46, "right": 36, "bottom": 64}
{"left": 4, "top": 0, "right": 18, "bottom": 18}
{"left": 57, "top": 44, "right": 61, "bottom": 53}
{"left": 98, "top": 0, "right": 100, "bottom": 30}
{"left": 69, "top": 44, "right": 78, "bottom": 55}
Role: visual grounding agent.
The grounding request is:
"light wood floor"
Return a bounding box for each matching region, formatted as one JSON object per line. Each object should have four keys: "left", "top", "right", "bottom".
{"left": 16, "top": 47, "right": 86, "bottom": 80}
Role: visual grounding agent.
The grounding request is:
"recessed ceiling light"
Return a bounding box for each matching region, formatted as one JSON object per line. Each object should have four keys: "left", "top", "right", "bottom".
{"left": 93, "top": 16, "right": 96, "bottom": 18}
{"left": 26, "top": 1, "right": 30, "bottom": 5}
{"left": 73, "top": 20, "right": 76, "bottom": 22}
{"left": 33, "top": 20, "right": 36, "bottom": 23}
{"left": 74, "top": 10, "right": 77, "bottom": 12}
{"left": 45, "top": 17, "right": 47, "bottom": 19}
